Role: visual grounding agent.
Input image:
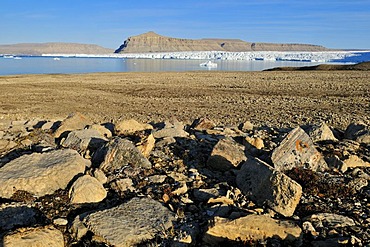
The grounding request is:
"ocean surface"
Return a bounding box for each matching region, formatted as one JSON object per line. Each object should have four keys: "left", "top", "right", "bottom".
{"left": 0, "top": 53, "right": 369, "bottom": 76}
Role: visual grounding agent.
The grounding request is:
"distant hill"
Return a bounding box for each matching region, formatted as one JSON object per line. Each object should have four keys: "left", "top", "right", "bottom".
{"left": 115, "top": 31, "right": 329, "bottom": 53}
{"left": 0, "top": 43, "right": 113, "bottom": 55}
{"left": 265, "top": 61, "right": 370, "bottom": 71}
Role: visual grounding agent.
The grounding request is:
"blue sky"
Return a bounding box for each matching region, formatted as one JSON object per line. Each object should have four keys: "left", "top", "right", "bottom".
{"left": 1, "top": 0, "right": 369, "bottom": 49}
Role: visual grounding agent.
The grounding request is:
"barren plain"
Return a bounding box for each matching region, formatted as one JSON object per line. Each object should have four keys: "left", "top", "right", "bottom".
{"left": 0, "top": 71, "right": 369, "bottom": 128}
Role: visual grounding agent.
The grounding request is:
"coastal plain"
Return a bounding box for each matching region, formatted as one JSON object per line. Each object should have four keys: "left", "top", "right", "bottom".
{"left": 0, "top": 70, "right": 369, "bottom": 128}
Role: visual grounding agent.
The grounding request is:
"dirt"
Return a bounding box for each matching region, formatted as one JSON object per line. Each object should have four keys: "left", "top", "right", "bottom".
{"left": 0, "top": 71, "right": 369, "bottom": 129}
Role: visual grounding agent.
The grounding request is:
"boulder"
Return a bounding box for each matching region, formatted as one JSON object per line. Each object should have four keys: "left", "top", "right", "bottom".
{"left": 54, "top": 112, "right": 91, "bottom": 138}
{"left": 207, "top": 138, "right": 247, "bottom": 171}
{"left": 115, "top": 119, "right": 153, "bottom": 136}
{"left": 307, "top": 122, "right": 338, "bottom": 142}
{"left": 82, "top": 197, "right": 175, "bottom": 246}
{"left": 236, "top": 157, "right": 302, "bottom": 217}
{"left": 203, "top": 215, "right": 302, "bottom": 245}
{"left": 191, "top": 117, "right": 216, "bottom": 131}
{"left": 271, "top": 127, "right": 328, "bottom": 172}
{"left": 88, "top": 124, "right": 113, "bottom": 138}
{"left": 69, "top": 175, "right": 107, "bottom": 204}
{"left": 153, "top": 120, "right": 188, "bottom": 139}
{"left": 61, "top": 129, "right": 108, "bottom": 152}
{"left": 245, "top": 136, "right": 264, "bottom": 149}
{"left": 345, "top": 122, "right": 370, "bottom": 144}
{"left": 95, "top": 137, "right": 152, "bottom": 174}
{"left": 3, "top": 226, "right": 64, "bottom": 247}
{"left": 136, "top": 133, "right": 155, "bottom": 157}
{"left": 304, "top": 213, "right": 355, "bottom": 229}
{"left": 0, "top": 149, "right": 89, "bottom": 198}
{"left": 239, "top": 120, "right": 254, "bottom": 132}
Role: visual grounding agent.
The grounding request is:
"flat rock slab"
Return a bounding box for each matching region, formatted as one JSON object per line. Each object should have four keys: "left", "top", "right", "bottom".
{"left": 96, "top": 137, "right": 152, "bottom": 174}
{"left": 236, "top": 157, "right": 302, "bottom": 217}
{"left": 61, "top": 128, "right": 108, "bottom": 152}
{"left": 204, "top": 215, "right": 302, "bottom": 245}
{"left": 3, "top": 225, "right": 64, "bottom": 247}
{"left": 0, "top": 149, "right": 89, "bottom": 198}
{"left": 83, "top": 197, "right": 175, "bottom": 247}
{"left": 304, "top": 213, "right": 355, "bottom": 229}
{"left": 271, "top": 127, "right": 328, "bottom": 172}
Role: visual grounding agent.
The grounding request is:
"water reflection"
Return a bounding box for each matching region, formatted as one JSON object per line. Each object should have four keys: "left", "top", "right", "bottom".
{"left": 0, "top": 56, "right": 325, "bottom": 75}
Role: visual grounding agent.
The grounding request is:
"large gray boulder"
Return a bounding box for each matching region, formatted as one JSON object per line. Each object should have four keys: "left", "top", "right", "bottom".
{"left": 0, "top": 149, "right": 89, "bottom": 198}
{"left": 82, "top": 197, "right": 175, "bottom": 246}
{"left": 95, "top": 137, "right": 152, "bottom": 174}
{"left": 61, "top": 128, "right": 108, "bottom": 152}
{"left": 271, "top": 127, "right": 328, "bottom": 172}
{"left": 236, "top": 157, "right": 302, "bottom": 217}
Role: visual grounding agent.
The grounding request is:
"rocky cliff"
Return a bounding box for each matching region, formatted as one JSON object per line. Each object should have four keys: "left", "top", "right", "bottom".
{"left": 115, "top": 31, "right": 328, "bottom": 53}
{"left": 0, "top": 43, "right": 113, "bottom": 55}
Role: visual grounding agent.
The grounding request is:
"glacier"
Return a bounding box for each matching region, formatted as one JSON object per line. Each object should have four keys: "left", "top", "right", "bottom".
{"left": 41, "top": 50, "right": 367, "bottom": 62}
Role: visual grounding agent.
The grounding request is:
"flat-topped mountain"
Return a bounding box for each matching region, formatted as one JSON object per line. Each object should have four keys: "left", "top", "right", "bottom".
{"left": 0, "top": 43, "right": 113, "bottom": 55}
{"left": 115, "top": 31, "right": 328, "bottom": 53}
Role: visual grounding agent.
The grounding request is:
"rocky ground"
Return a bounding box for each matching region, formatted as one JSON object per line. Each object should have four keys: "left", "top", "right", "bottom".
{"left": 0, "top": 112, "right": 369, "bottom": 247}
{"left": 0, "top": 71, "right": 369, "bottom": 246}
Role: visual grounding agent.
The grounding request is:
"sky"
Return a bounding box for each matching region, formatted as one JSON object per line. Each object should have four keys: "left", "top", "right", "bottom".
{"left": 1, "top": 0, "right": 369, "bottom": 49}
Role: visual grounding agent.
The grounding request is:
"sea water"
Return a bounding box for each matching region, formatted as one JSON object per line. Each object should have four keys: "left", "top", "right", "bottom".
{"left": 0, "top": 53, "right": 368, "bottom": 76}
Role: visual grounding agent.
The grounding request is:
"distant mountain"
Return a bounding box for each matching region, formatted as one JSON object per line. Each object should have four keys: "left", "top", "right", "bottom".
{"left": 115, "top": 31, "right": 329, "bottom": 53}
{"left": 0, "top": 43, "right": 113, "bottom": 55}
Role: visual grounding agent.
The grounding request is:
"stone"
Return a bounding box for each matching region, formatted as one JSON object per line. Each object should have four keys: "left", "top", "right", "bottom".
{"left": 342, "top": 155, "right": 370, "bottom": 172}
{"left": 245, "top": 136, "right": 264, "bottom": 149}
{"left": 53, "top": 218, "right": 68, "bottom": 226}
{"left": 88, "top": 124, "right": 113, "bottom": 138}
{"left": 239, "top": 120, "right": 254, "bottom": 132}
{"left": 307, "top": 122, "right": 338, "bottom": 142}
{"left": 193, "top": 188, "right": 223, "bottom": 202}
{"left": 3, "top": 226, "right": 64, "bottom": 247}
{"left": 236, "top": 157, "right": 302, "bottom": 217}
{"left": 207, "top": 138, "right": 247, "bottom": 171}
{"left": 82, "top": 197, "right": 175, "bottom": 246}
{"left": 61, "top": 129, "right": 108, "bottom": 152}
{"left": 136, "top": 133, "right": 155, "bottom": 157}
{"left": 153, "top": 120, "right": 188, "bottom": 139}
{"left": 95, "top": 137, "right": 151, "bottom": 174}
{"left": 324, "top": 155, "right": 345, "bottom": 171}
{"left": 203, "top": 215, "right": 302, "bottom": 245}
{"left": 69, "top": 175, "right": 107, "bottom": 204}
{"left": 0, "top": 203, "right": 40, "bottom": 231}
{"left": 0, "top": 149, "right": 89, "bottom": 198}
{"left": 304, "top": 213, "right": 355, "bottom": 229}
{"left": 115, "top": 119, "right": 153, "bottom": 136}
{"left": 111, "top": 178, "right": 135, "bottom": 193}
{"left": 54, "top": 112, "right": 92, "bottom": 138}
{"left": 345, "top": 121, "right": 370, "bottom": 144}
{"left": 92, "top": 169, "right": 108, "bottom": 184}
{"left": 271, "top": 127, "right": 328, "bottom": 172}
{"left": 191, "top": 117, "right": 216, "bottom": 131}
{"left": 0, "top": 139, "right": 17, "bottom": 151}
